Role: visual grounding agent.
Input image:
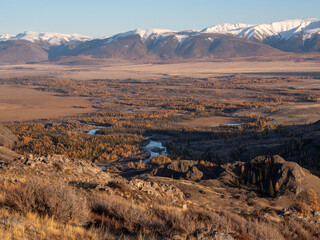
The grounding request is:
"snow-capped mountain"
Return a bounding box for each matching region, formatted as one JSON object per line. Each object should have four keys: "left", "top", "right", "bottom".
{"left": 0, "top": 19, "right": 319, "bottom": 64}
{"left": 94, "top": 18, "right": 320, "bottom": 54}
{"left": 0, "top": 31, "right": 92, "bottom": 45}
{"left": 201, "top": 23, "right": 253, "bottom": 35}
{"left": 202, "top": 19, "right": 320, "bottom": 41}
{"left": 201, "top": 18, "right": 320, "bottom": 51}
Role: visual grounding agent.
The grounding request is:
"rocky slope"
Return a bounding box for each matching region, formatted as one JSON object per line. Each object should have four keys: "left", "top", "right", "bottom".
{"left": 0, "top": 125, "right": 319, "bottom": 239}
{"left": 0, "top": 126, "right": 18, "bottom": 147}
{"left": 0, "top": 40, "right": 48, "bottom": 64}
{"left": 1, "top": 148, "right": 319, "bottom": 239}
{"left": 150, "top": 155, "right": 320, "bottom": 197}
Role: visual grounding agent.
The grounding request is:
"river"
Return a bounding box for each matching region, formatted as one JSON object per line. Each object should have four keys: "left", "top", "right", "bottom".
{"left": 87, "top": 129, "right": 167, "bottom": 165}
{"left": 142, "top": 138, "right": 168, "bottom": 163}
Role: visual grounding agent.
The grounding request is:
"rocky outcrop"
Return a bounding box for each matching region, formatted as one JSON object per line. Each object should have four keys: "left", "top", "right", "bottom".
{"left": 192, "top": 228, "right": 235, "bottom": 240}
{"left": 273, "top": 155, "right": 307, "bottom": 195}
{"left": 129, "top": 179, "right": 185, "bottom": 199}
{"left": 246, "top": 155, "right": 320, "bottom": 196}
{"left": 1, "top": 153, "right": 187, "bottom": 201}
{"left": 1, "top": 154, "right": 111, "bottom": 184}
{"left": 150, "top": 155, "right": 320, "bottom": 199}
{"left": 152, "top": 160, "right": 224, "bottom": 181}
{"left": 153, "top": 160, "right": 204, "bottom": 181}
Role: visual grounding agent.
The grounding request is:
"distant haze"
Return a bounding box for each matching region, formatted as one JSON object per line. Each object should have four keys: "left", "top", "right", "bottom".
{"left": 1, "top": 0, "right": 320, "bottom": 37}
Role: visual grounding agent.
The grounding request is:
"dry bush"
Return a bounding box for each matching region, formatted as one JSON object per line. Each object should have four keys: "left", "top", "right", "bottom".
{"left": 213, "top": 211, "right": 285, "bottom": 240}
{"left": 279, "top": 217, "right": 320, "bottom": 240}
{"left": 218, "top": 211, "right": 247, "bottom": 233}
{"left": 245, "top": 219, "right": 284, "bottom": 240}
{"left": 4, "top": 179, "right": 89, "bottom": 225}
{"left": 91, "top": 195, "right": 153, "bottom": 233}
{"left": 151, "top": 204, "right": 193, "bottom": 234}
{"left": 92, "top": 194, "right": 251, "bottom": 237}
{"left": 293, "top": 201, "right": 311, "bottom": 217}
{"left": 91, "top": 194, "right": 219, "bottom": 236}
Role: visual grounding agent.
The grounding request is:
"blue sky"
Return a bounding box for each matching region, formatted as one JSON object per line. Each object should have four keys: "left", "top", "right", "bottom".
{"left": 1, "top": 0, "right": 319, "bottom": 37}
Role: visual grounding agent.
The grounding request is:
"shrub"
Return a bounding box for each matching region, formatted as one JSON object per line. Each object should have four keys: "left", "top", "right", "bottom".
{"left": 90, "top": 194, "right": 160, "bottom": 234}
{"left": 4, "top": 179, "right": 89, "bottom": 225}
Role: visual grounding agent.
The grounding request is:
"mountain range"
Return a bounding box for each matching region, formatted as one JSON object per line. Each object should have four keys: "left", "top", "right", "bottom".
{"left": 0, "top": 18, "right": 319, "bottom": 64}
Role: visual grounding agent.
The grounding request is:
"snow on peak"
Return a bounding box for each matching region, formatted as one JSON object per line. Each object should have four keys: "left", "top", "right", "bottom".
{"left": 201, "top": 23, "right": 253, "bottom": 34}
{"left": 134, "top": 29, "right": 175, "bottom": 41}
{"left": 1, "top": 19, "right": 319, "bottom": 47}
{"left": 246, "top": 18, "right": 320, "bottom": 40}
{"left": 103, "top": 28, "right": 176, "bottom": 44}
{"left": 201, "top": 19, "right": 320, "bottom": 41}
{"left": 0, "top": 34, "right": 14, "bottom": 41}
{"left": 0, "top": 31, "right": 93, "bottom": 45}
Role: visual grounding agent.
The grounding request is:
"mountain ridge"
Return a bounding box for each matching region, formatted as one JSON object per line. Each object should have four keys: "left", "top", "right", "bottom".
{"left": 0, "top": 18, "right": 319, "bottom": 64}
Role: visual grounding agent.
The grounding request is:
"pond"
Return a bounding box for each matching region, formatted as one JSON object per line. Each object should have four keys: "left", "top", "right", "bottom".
{"left": 87, "top": 129, "right": 101, "bottom": 135}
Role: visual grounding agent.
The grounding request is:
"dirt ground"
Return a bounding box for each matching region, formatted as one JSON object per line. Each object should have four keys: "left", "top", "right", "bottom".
{"left": 0, "top": 85, "right": 95, "bottom": 122}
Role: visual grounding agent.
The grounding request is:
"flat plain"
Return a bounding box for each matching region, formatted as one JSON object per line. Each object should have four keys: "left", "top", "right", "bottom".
{"left": 0, "top": 85, "right": 94, "bottom": 122}
{"left": 0, "top": 60, "right": 319, "bottom": 80}
{"left": 0, "top": 60, "right": 319, "bottom": 123}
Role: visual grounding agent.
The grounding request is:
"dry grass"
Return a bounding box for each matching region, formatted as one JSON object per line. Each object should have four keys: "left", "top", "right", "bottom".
{"left": 89, "top": 193, "right": 287, "bottom": 239}
{"left": 0, "top": 208, "right": 114, "bottom": 240}
{"left": 1, "top": 61, "right": 319, "bottom": 80}
{"left": 0, "top": 175, "right": 319, "bottom": 239}
{"left": 3, "top": 179, "right": 89, "bottom": 225}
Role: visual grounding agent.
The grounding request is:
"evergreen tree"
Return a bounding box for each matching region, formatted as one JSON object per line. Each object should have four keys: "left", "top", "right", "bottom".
{"left": 252, "top": 171, "right": 256, "bottom": 185}
{"left": 264, "top": 168, "right": 268, "bottom": 180}
{"left": 269, "top": 180, "right": 274, "bottom": 197}
{"left": 259, "top": 169, "right": 263, "bottom": 182}
{"left": 275, "top": 181, "right": 280, "bottom": 192}
{"left": 236, "top": 179, "right": 240, "bottom": 187}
